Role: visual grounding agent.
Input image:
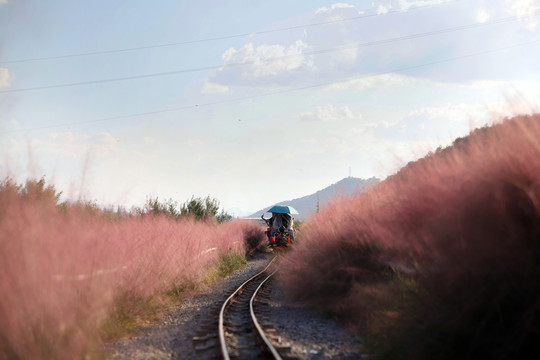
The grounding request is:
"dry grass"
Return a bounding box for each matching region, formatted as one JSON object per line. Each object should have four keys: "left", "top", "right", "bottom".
{"left": 279, "top": 114, "right": 540, "bottom": 360}
{"left": 0, "top": 182, "right": 264, "bottom": 359}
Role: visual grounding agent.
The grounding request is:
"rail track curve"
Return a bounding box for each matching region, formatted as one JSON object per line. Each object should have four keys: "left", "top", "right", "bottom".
{"left": 218, "top": 256, "right": 283, "bottom": 359}
{"left": 193, "top": 255, "right": 297, "bottom": 360}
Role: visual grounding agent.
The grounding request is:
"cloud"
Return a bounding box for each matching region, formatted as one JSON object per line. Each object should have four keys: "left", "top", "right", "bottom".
{"left": 506, "top": 0, "right": 539, "bottom": 30}
{"left": 208, "top": 3, "right": 374, "bottom": 88}
{"left": 476, "top": 9, "right": 490, "bottom": 23}
{"left": 407, "top": 102, "right": 486, "bottom": 124}
{"left": 0, "top": 69, "right": 10, "bottom": 88}
{"left": 202, "top": 80, "right": 229, "bottom": 94}
{"left": 373, "top": 0, "right": 539, "bottom": 30}
{"left": 205, "top": 0, "right": 538, "bottom": 91}
{"left": 297, "top": 104, "right": 360, "bottom": 123}
{"left": 308, "top": 3, "right": 368, "bottom": 66}
{"left": 207, "top": 40, "right": 315, "bottom": 87}
{"left": 222, "top": 40, "right": 311, "bottom": 77}
{"left": 405, "top": 92, "right": 540, "bottom": 132}
{"left": 315, "top": 3, "right": 357, "bottom": 15}
{"left": 325, "top": 73, "right": 415, "bottom": 91}
{"left": 373, "top": 0, "right": 449, "bottom": 14}
{"left": 48, "top": 131, "right": 117, "bottom": 147}
{"left": 95, "top": 132, "right": 118, "bottom": 145}
{"left": 49, "top": 131, "right": 77, "bottom": 143}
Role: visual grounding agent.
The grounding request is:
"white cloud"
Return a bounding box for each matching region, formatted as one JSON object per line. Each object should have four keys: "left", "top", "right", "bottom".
{"left": 309, "top": 2, "right": 367, "bottom": 66}
{"left": 207, "top": 40, "right": 316, "bottom": 87}
{"left": 0, "top": 0, "right": 7, "bottom": 4}
{"left": 373, "top": 0, "right": 450, "bottom": 14}
{"left": 0, "top": 68, "right": 10, "bottom": 88}
{"left": 49, "top": 131, "right": 76, "bottom": 143}
{"left": 95, "top": 132, "right": 117, "bottom": 145}
{"left": 315, "top": 3, "right": 356, "bottom": 15}
{"left": 375, "top": 3, "right": 392, "bottom": 14}
{"left": 48, "top": 131, "right": 118, "bottom": 148}
{"left": 202, "top": 80, "right": 229, "bottom": 94}
{"left": 210, "top": 1, "right": 402, "bottom": 89}
{"left": 505, "top": 0, "right": 539, "bottom": 30}
{"left": 408, "top": 102, "right": 485, "bottom": 123}
{"left": 476, "top": 9, "right": 490, "bottom": 23}
{"left": 407, "top": 93, "right": 540, "bottom": 129}
{"left": 221, "top": 40, "right": 310, "bottom": 78}
{"left": 297, "top": 104, "right": 360, "bottom": 123}
{"left": 325, "top": 73, "right": 415, "bottom": 91}
{"left": 210, "top": 0, "right": 533, "bottom": 90}
{"left": 381, "top": 120, "right": 400, "bottom": 128}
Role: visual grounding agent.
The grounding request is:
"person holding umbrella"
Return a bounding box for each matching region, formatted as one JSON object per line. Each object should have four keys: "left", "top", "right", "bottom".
{"left": 261, "top": 205, "right": 298, "bottom": 247}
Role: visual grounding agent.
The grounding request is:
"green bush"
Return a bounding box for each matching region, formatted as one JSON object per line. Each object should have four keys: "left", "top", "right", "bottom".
{"left": 137, "top": 195, "right": 232, "bottom": 223}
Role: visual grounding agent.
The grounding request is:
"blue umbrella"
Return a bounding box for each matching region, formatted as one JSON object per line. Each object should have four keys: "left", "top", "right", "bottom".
{"left": 266, "top": 205, "right": 299, "bottom": 215}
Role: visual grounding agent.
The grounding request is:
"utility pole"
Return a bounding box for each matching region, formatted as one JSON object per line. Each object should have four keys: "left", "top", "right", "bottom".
{"left": 348, "top": 167, "right": 352, "bottom": 195}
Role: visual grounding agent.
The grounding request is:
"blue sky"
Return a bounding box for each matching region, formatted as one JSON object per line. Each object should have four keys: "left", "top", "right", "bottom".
{"left": 1, "top": 0, "right": 539, "bottom": 215}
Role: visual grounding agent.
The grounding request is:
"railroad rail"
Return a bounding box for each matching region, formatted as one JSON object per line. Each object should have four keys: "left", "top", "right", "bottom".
{"left": 219, "top": 256, "right": 282, "bottom": 359}
{"left": 193, "top": 256, "right": 290, "bottom": 360}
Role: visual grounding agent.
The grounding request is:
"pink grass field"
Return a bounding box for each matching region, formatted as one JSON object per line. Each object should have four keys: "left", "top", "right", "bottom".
{"left": 279, "top": 114, "right": 540, "bottom": 359}
{"left": 0, "top": 184, "right": 262, "bottom": 359}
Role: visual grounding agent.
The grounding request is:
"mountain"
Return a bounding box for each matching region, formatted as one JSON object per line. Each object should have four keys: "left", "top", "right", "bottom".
{"left": 248, "top": 177, "right": 380, "bottom": 221}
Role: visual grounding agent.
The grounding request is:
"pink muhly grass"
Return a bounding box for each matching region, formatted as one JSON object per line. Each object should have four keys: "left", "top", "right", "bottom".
{"left": 0, "top": 182, "right": 261, "bottom": 359}
{"left": 279, "top": 114, "right": 540, "bottom": 359}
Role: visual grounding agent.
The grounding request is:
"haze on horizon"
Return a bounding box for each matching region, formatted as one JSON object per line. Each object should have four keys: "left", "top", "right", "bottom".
{"left": 1, "top": 0, "right": 539, "bottom": 215}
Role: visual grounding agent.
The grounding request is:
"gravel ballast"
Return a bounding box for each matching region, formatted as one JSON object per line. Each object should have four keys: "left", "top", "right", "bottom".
{"left": 105, "top": 253, "right": 366, "bottom": 359}
{"left": 265, "top": 280, "right": 366, "bottom": 359}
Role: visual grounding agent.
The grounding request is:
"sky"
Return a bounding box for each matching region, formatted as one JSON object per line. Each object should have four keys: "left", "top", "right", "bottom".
{"left": 1, "top": 0, "right": 539, "bottom": 216}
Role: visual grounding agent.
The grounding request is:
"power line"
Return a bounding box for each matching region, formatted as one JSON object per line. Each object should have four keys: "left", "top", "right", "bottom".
{"left": 0, "top": 14, "right": 525, "bottom": 95}
{"left": 0, "top": 64, "right": 226, "bottom": 94}
{"left": 0, "top": 0, "right": 462, "bottom": 64}
{"left": 3, "top": 39, "right": 536, "bottom": 135}
{"left": 308, "top": 15, "right": 524, "bottom": 56}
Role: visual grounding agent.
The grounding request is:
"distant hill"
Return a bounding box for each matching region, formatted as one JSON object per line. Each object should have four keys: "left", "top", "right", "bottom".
{"left": 249, "top": 177, "right": 380, "bottom": 221}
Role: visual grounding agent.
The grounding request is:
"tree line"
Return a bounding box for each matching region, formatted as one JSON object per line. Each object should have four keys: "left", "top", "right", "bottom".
{"left": 0, "top": 177, "right": 233, "bottom": 223}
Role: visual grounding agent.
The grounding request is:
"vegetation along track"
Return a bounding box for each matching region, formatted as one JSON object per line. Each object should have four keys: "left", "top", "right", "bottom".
{"left": 193, "top": 256, "right": 295, "bottom": 360}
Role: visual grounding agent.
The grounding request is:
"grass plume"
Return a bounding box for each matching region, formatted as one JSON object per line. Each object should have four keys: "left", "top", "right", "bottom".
{"left": 279, "top": 114, "right": 540, "bottom": 360}
{"left": 0, "top": 181, "right": 263, "bottom": 359}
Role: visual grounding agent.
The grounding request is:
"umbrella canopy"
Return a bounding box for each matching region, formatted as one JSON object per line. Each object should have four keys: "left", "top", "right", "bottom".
{"left": 266, "top": 205, "right": 299, "bottom": 215}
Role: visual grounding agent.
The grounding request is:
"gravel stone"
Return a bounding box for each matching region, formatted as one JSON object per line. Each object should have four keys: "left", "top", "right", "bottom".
{"left": 265, "top": 281, "right": 366, "bottom": 359}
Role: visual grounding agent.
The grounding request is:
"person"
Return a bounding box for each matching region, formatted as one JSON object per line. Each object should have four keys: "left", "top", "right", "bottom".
{"left": 275, "top": 213, "right": 295, "bottom": 243}
{"left": 273, "top": 212, "right": 293, "bottom": 231}
{"left": 261, "top": 213, "right": 277, "bottom": 246}
{"left": 262, "top": 212, "right": 295, "bottom": 246}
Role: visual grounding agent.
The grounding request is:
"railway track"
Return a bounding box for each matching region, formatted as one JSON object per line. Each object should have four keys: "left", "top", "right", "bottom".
{"left": 194, "top": 256, "right": 292, "bottom": 360}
